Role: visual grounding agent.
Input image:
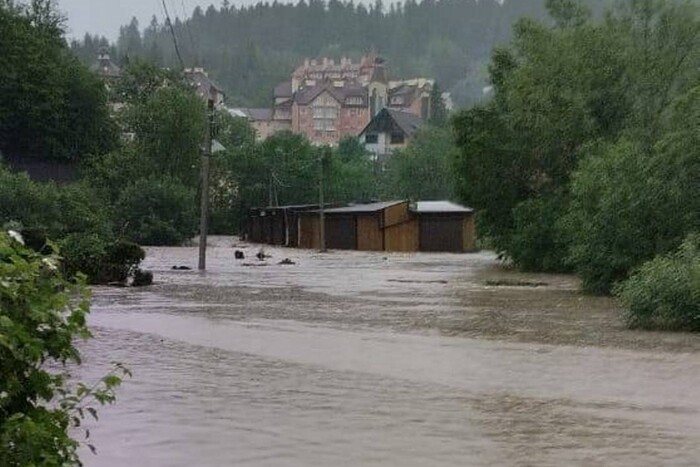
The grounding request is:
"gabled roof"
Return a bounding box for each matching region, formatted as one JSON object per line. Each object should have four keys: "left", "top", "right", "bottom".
{"left": 360, "top": 108, "right": 424, "bottom": 138}
{"left": 90, "top": 55, "right": 121, "bottom": 78}
{"left": 226, "top": 107, "right": 273, "bottom": 121}
{"left": 294, "top": 81, "right": 367, "bottom": 106}
{"left": 388, "top": 109, "right": 423, "bottom": 137}
{"left": 184, "top": 69, "right": 225, "bottom": 100}
{"left": 412, "top": 201, "right": 474, "bottom": 214}
{"left": 245, "top": 108, "right": 273, "bottom": 121}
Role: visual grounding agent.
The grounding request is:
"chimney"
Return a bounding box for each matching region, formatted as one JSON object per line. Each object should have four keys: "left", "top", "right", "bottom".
{"left": 304, "top": 58, "right": 309, "bottom": 68}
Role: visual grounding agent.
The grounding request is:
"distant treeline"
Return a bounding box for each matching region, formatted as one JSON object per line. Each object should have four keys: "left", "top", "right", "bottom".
{"left": 70, "top": 0, "right": 608, "bottom": 107}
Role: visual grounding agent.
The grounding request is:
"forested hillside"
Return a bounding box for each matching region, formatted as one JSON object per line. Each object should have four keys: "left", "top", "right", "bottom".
{"left": 70, "top": 0, "right": 607, "bottom": 107}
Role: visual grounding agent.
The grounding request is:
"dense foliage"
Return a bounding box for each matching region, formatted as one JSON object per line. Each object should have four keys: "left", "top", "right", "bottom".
{"left": 216, "top": 130, "right": 385, "bottom": 231}
{"left": 617, "top": 235, "right": 700, "bottom": 331}
{"left": 0, "top": 0, "right": 117, "bottom": 162}
{"left": 0, "top": 231, "right": 129, "bottom": 465}
{"left": 114, "top": 178, "right": 198, "bottom": 246}
{"left": 452, "top": 0, "right": 700, "bottom": 304}
{"left": 0, "top": 168, "right": 111, "bottom": 242}
{"left": 71, "top": 0, "right": 609, "bottom": 108}
{"left": 383, "top": 126, "right": 457, "bottom": 201}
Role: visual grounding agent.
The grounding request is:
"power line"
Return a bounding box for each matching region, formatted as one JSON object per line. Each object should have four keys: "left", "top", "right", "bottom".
{"left": 160, "top": 0, "right": 185, "bottom": 69}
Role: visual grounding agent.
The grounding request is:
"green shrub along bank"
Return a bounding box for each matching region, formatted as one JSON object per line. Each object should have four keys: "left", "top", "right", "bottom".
{"left": 0, "top": 231, "right": 129, "bottom": 465}
{"left": 0, "top": 166, "right": 146, "bottom": 285}
{"left": 452, "top": 0, "right": 700, "bottom": 330}
{"left": 616, "top": 235, "right": 700, "bottom": 332}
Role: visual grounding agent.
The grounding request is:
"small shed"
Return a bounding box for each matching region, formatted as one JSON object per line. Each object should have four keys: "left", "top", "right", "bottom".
{"left": 298, "top": 201, "right": 410, "bottom": 251}
{"left": 248, "top": 204, "right": 319, "bottom": 247}
{"left": 253, "top": 200, "right": 477, "bottom": 253}
{"left": 411, "top": 201, "right": 476, "bottom": 252}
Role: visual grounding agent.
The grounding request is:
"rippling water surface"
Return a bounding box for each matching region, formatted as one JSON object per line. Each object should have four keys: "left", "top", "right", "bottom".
{"left": 78, "top": 237, "right": 700, "bottom": 466}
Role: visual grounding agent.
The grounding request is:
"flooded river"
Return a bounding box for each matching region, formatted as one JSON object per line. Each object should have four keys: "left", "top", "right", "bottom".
{"left": 79, "top": 237, "right": 700, "bottom": 466}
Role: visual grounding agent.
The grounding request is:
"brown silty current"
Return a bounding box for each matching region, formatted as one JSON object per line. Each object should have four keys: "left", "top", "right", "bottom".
{"left": 76, "top": 237, "right": 700, "bottom": 466}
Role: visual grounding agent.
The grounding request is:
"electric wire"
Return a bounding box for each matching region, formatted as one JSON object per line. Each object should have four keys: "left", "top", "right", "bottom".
{"left": 160, "top": 0, "right": 185, "bottom": 69}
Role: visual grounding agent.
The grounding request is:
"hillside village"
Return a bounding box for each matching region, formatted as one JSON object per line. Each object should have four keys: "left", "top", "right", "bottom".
{"left": 93, "top": 49, "right": 451, "bottom": 160}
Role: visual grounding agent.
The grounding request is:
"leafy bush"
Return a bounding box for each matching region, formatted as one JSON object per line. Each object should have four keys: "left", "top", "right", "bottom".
{"left": 115, "top": 178, "right": 197, "bottom": 246}
{"left": 60, "top": 234, "right": 144, "bottom": 285}
{"left": 565, "top": 136, "right": 699, "bottom": 294}
{"left": 508, "top": 192, "right": 572, "bottom": 272}
{"left": 616, "top": 235, "right": 700, "bottom": 332}
{"left": 0, "top": 167, "right": 111, "bottom": 241}
{"left": 0, "top": 167, "right": 57, "bottom": 232}
{"left": 0, "top": 231, "right": 129, "bottom": 465}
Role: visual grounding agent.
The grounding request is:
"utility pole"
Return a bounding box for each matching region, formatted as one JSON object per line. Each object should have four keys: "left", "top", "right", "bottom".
{"left": 198, "top": 98, "right": 215, "bottom": 270}
{"left": 318, "top": 147, "right": 327, "bottom": 253}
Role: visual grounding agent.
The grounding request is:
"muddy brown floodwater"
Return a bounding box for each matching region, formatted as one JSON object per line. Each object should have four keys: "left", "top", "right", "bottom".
{"left": 77, "top": 237, "right": 700, "bottom": 466}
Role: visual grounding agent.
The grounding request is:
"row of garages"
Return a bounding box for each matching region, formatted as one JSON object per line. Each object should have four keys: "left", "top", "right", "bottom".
{"left": 247, "top": 200, "right": 476, "bottom": 253}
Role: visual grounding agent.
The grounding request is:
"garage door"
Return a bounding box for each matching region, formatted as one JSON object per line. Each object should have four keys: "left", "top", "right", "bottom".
{"left": 326, "top": 215, "right": 356, "bottom": 250}
{"left": 419, "top": 216, "right": 463, "bottom": 252}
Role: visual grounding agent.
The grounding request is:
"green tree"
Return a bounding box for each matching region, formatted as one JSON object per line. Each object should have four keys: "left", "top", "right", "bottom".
{"left": 452, "top": 0, "right": 699, "bottom": 273}
{"left": 385, "top": 126, "right": 457, "bottom": 200}
{"left": 326, "top": 137, "right": 377, "bottom": 203}
{"left": 0, "top": 0, "right": 116, "bottom": 162}
{"left": 122, "top": 85, "right": 206, "bottom": 186}
{"left": 565, "top": 84, "right": 700, "bottom": 293}
{"left": 114, "top": 178, "right": 198, "bottom": 246}
{"left": 428, "top": 83, "right": 448, "bottom": 127}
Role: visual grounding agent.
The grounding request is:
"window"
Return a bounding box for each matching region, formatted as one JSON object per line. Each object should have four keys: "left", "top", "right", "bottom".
{"left": 390, "top": 132, "right": 405, "bottom": 145}
{"left": 312, "top": 94, "right": 339, "bottom": 132}
{"left": 346, "top": 96, "right": 363, "bottom": 106}
{"left": 391, "top": 96, "right": 404, "bottom": 106}
{"left": 365, "top": 134, "right": 378, "bottom": 144}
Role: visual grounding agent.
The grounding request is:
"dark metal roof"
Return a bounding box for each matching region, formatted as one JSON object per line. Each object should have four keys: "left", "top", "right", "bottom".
{"left": 411, "top": 201, "right": 474, "bottom": 214}
{"left": 387, "top": 109, "right": 423, "bottom": 137}
{"left": 360, "top": 108, "right": 424, "bottom": 138}
{"left": 323, "top": 200, "right": 406, "bottom": 214}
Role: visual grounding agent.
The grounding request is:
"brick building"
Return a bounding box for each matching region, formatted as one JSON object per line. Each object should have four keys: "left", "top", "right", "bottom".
{"left": 243, "top": 53, "right": 440, "bottom": 145}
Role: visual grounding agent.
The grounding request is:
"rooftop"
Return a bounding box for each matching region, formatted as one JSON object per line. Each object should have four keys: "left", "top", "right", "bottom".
{"left": 412, "top": 201, "right": 474, "bottom": 214}
{"left": 323, "top": 201, "right": 406, "bottom": 214}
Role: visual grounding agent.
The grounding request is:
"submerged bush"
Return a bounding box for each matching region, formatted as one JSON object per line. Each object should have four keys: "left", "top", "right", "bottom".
{"left": 60, "top": 234, "right": 145, "bottom": 285}
{"left": 616, "top": 234, "right": 700, "bottom": 332}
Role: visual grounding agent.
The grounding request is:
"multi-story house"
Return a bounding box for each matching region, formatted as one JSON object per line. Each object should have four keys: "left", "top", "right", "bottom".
{"left": 234, "top": 53, "right": 441, "bottom": 146}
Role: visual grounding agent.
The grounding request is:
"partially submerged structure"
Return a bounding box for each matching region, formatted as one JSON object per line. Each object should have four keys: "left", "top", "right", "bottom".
{"left": 247, "top": 205, "right": 321, "bottom": 248}
{"left": 249, "top": 200, "right": 476, "bottom": 253}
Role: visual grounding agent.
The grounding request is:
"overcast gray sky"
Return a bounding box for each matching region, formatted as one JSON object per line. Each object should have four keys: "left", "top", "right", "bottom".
{"left": 57, "top": 0, "right": 375, "bottom": 40}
